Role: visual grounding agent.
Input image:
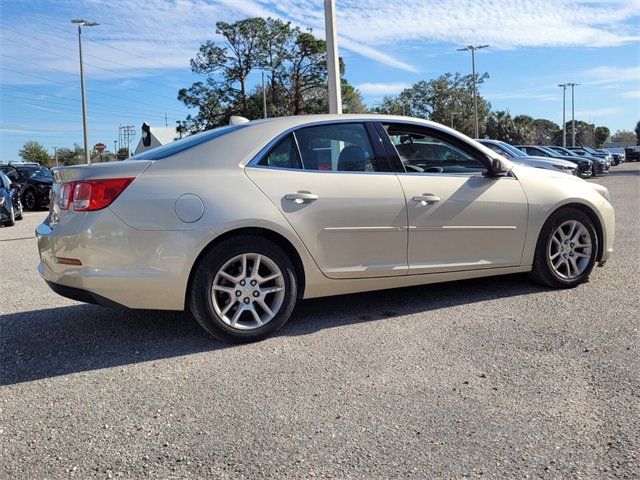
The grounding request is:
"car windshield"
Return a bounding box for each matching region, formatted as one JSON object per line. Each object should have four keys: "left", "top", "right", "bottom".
{"left": 537, "top": 146, "right": 563, "bottom": 158}
{"left": 496, "top": 141, "right": 527, "bottom": 157}
{"left": 17, "top": 166, "right": 52, "bottom": 178}
{"left": 582, "top": 147, "right": 598, "bottom": 154}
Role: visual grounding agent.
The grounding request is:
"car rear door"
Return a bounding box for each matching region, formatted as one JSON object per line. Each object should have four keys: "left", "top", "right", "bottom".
{"left": 245, "top": 121, "right": 408, "bottom": 279}
{"left": 376, "top": 121, "right": 528, "bottom": 275}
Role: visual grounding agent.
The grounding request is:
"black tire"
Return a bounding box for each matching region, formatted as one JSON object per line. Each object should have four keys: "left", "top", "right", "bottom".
{"left": 4, "top": 205, "right": 15, "bottom": 226}
{"left": 23, "top": 189, "right": 37, "bottom": 210}
{"left": 529, "top": 207, "right": 598, "bottom": 289}
{"left": 188, "top": 235, "right": 298, "bottom": 343}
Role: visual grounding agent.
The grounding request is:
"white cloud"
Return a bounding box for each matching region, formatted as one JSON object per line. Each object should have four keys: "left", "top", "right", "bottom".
{"left": 355, "top": 81, "right": 410, "bottom": 96}
{"left": 1, "top": 0, "right": 638, "bottom": 83}
{"left": 582, "top": 66, "right": 640, "bottom": 85}
{"left": 621, "top": 90, "right": 640, "bottom": 99}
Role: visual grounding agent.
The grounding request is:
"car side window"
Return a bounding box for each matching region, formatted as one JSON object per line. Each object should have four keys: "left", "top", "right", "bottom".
{"left": 1, "top": 167, "right": 20, "bottom": 182}
{"left": 257, "top": 134, "right": 302, "bottom": 170}
{"left": 382, "top": 123, "right": 487, "bottom": 174}
{"left": 294, "top": 123, "right": 378, "bottom": 172}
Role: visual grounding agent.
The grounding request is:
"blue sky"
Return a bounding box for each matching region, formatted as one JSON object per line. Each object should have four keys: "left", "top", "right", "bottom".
{"left": 1, "top": 0, "right": 639, "bottom": 160}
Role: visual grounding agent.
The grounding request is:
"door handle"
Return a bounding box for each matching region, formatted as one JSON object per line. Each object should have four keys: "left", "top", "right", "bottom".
{"left": 285, "top": 192, "right": 319, "bottom": 203}
{"left": 412, "top": 194, "right": 440, "bottom": 205}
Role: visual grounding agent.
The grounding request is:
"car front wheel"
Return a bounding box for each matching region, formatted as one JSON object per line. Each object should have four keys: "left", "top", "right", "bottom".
{"left": 529, "top": 208, "right": 598, "bottom": 288}
{"left": 23, "top": 189, "right": 37, "bottom": 210}
{"left": 188, "top": 236, "right": 298, "bottom": 343}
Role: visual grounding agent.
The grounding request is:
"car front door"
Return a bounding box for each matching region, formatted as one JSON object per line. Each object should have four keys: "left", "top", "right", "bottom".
{"left": 245, "top": 122, "right": 408, "bottom": 279}
{"left": 377, "top": 122, "right": 528, "bottom": 275}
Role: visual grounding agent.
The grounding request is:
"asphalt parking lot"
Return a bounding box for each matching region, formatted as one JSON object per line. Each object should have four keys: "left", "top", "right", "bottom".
{"left": 1, "top": 164, "right": 638, "bottom": 479}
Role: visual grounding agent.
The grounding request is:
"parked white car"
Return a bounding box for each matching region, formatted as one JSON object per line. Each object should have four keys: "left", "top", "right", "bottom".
{"left": 477, "top": 139, "right": 579, "bottom": 175}
{"left": 37, "top": 115, "right": 615, "bottom": 342}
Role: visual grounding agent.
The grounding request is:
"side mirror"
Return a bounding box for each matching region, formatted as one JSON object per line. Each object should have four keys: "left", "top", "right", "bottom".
{"left": 490, "top": 157, "right": 510, "bottom": 177}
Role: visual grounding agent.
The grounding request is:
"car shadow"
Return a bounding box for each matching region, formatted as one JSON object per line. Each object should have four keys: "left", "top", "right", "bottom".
{"left": 1, "top": 274, "right": 545, "bottom": 386}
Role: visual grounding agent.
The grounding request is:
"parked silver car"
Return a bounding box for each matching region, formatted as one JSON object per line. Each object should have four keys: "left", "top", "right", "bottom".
{"left": 37, "top": 115, "right": 615, "bottom": 342}
{"left": 476, "top": 139, "right": 578, "bottom": 175}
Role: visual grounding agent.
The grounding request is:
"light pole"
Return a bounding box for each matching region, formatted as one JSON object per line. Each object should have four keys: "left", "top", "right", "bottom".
{"left": 324, "top": 0, "right": 342, "bottom": 114}
{"left": 71, "top": 19, "right": 99, "bottom": 164}
{"left": 568, "top": 83, "right": 580, "bottom": 147}
{"left": 261, "top": 69, "right": 267, "bottom": 119}
{"left": 457, "top": 45, "right": 489, "bottom": 138}
{"left": 558, "top": 83, "right": 567, "bottom": 147}
{"left": 450, "top": 112, "right": 459, "bottom": 129}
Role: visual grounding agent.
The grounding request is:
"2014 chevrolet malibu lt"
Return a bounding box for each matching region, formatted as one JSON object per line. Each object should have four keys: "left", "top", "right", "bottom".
{"left": 36, "top": 115, "right": 615, "bottom": 343}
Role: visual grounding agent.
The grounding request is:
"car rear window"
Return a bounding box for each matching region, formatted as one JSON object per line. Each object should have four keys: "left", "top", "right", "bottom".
{"left": 132, "top": 124, "right": 246, "bottom": 160}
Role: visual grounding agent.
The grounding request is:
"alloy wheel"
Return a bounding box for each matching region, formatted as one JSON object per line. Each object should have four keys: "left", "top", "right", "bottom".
{"left": 548, "top": 220, "right": 593, "bottom": 280}
{"left": 211, "top": 253, "right": 285, "bottom": 330}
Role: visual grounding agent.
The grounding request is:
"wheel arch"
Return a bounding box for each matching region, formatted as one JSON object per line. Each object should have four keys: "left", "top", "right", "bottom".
{"left": 185, "top": 226, "right": 307, "bottom": 309}
{"left": 545, "top": 202, "right": 604, "bottom": 262}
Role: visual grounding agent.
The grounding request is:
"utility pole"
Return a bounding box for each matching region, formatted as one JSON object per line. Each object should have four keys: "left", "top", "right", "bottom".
{"left": 457, "top": 45, "right": 489, "bottom": 138}
{"left": 164, "top": 113, "right": 168, "bottom": 128}
{"left": 450, "top": 112, "right": 459, "bottom": 129}
{"left": 261, "top": 69, "right": 267, "bottom": 119}
{"left": 53, "top": 147, "right": 58, "bottom": 167}
{"left": 119, "top": 125, "right": 135, "bottom": 158}
{"left": 324, "top": 0, "right": 342, "bottom": 114}
{"left": 558, "top": 83, "right": 567, "bottom": 147}
{"left": 71, "top": 19, "right": 99, "bottom": 164}
{"left": 568, "top": 83, "right": 579, "bottom": 147}
{"left": 114, "top": 140, "right": 118, "bottom": 159}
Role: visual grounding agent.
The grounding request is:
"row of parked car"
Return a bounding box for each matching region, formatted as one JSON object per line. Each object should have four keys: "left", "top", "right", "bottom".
{"left": 0, "top": 162, "right": 53, "bottom": 227}
{"left": 477, "top": 141, "right": 627, "bottom": 178}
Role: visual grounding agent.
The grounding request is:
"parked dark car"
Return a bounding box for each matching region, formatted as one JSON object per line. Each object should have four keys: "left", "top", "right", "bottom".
{"left": 567, "top": 146, "right": 612, "bottom": 165}
{"left": 515, "top": 145, "right": 595, "bottom": 177}
{"left": 0, "top": 171, "right": 23, "bottom": 226}
{"left": 596, "top": 149, "right": 623, "bottom": 166}
{"left": 551, "top": 146, "right": 610, "bottom": 174}
{"left": 624, "top": 146, "right": 640, "bottom": 162}
{"left": 0, "top": 163, "right": 52, "bottom": 210}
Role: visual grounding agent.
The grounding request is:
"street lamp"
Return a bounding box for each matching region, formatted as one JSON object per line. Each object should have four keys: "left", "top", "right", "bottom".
{"left": 558, "top": 83, "right": 568, "bottom": 147}
{"left": 324, "top": 0, "right": 342, "bottom": 114}
{"left": 457, "top": 44, "right": 489, "bottom": 138}
{"left": 71, "top": 18, "right": 99, "bottom": 164}
{"left": 567, "top": 83, "right": 580, "bottom": 147}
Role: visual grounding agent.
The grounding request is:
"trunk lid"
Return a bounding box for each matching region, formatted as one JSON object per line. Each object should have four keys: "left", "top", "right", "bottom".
{"left": 49, "top": 160, "right": 153, "bottom": 228}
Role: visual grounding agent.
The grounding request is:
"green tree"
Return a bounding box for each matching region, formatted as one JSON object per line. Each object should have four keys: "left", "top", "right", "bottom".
{"left": 373, "top": 72, "right": 491, "bottom": 137}
{"left": 18, "top": 140, "right": 51, "bottom": 166}
{"left": 178, "top": 17, "right": 364, "bottom": 133}
{"left": 530, "top": 119, "right": 560, "bottom": 145}
{"left": 485, "top": 110, "right": 517, "bottom": 142}
{"left": 56, "top": 144, "right": 85, "bottom": 166}
{"left": 610, "top": 129, "right": 636, "bottom": 144}
{"left": 594, "top": 126, "right": 610, "bottom": 148}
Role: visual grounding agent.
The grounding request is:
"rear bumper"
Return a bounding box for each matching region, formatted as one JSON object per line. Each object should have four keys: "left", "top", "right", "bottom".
{"left": 36, "top": 209, "right": 201, "bottom": 310}
{"left": 44, "top": 279, "right": 125, "bottom": 307}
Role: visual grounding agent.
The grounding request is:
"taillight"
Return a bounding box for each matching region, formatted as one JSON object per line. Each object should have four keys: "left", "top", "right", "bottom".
{"left": 58, "top": 182, "right": 73, "bottom": 210}
{"left": 58, "top": 178, "right": 134, "bottom": 212}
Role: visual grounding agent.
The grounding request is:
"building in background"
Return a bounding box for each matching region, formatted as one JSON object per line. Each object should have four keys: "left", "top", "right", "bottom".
{"left": 133, "top": 122, "right": 178, "bottom": 155}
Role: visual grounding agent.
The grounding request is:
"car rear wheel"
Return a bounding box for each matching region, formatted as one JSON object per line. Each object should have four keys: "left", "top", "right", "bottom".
{"left": 23, "top": 189, "right": 37, "bottom": 210}
{"left": 529, "top": 208, "right": 598, "bottom": 288}
{"left": 188, "top": 236, "right": 297, "bottom": 343}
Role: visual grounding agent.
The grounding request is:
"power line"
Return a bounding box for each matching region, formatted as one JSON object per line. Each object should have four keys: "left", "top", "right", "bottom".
{"left": 0, "top": 53, "right": 186, "bottom": 114}
{"left": 1, "top": 84, "right": 181, "bottom": 120}
{"left": 0, "top": 30, "right": 182, "bottom": 94}
{"left": 25, "top": 16, "right": 180, "bottom": 70}
{"left": 0, "top": 65, "right": 186, "bottom": 117}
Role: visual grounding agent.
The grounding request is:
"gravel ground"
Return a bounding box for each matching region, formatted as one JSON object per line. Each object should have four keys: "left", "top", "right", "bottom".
{"left": 1, "top": 163, "right": 638, "bottom": 479}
